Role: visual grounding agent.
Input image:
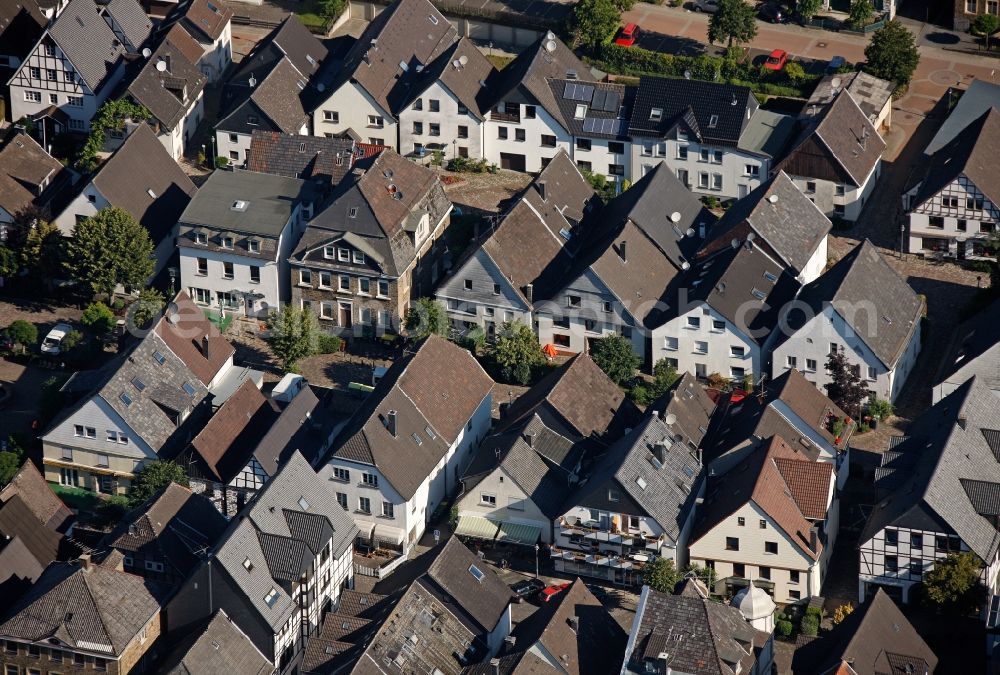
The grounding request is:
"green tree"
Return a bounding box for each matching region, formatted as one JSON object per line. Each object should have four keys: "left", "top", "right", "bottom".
{"left": 493, "top": 320, "right": 543, "bottom": 385}
{"left": 972, "top": 13, "right": 1000, "bottom": 50}
{"left": 567, "top": 0, "right": 621, "bottom": 50}
{"left": 127, "top": 461, "right": 189, "bottom": 507}
{"left": 848, "top": 0, "right": 874, "bottom": 27}
{"left": 404, "top": 297, "right": 449, "bottom": 340}
{"left": 266, "top": 304, "right": 320, "bottom": 372}
{"left": 317, "top": 0, "right": 345, "bottom": 19}
{"left": 81, "top": 302, "right": 116, "bottom": 335}
{"left": 796, "top": 0, "right": 822, "bottom": 21}
{"left": 7, "top": 320, "right": 37, "bottom": 353}
{"left": 0, "top": 246, "right": 18, "bottom": 279}
{"left": 708, "top": 0, "right": 757, "bottom": 47}
{"left": 683, "top": 563, "right": 718, "bottom": 590}
{"left": 785, "top": 61, "right": 807, "bottom": 83}
{"left": 643, "top": 557, "right": 680, "bottom": 593}
{"left": 97, "top": 494, "right": 131, "bottom": 522}
{"left": 20, "top": 219, "right": 66, "bottom": 285}
{"left": 581, "top": 169, "right": 618, "bottom": 201}
{"left": 68, "top": 207, "right": 154, "bottom": 300}
{"left": 864, "top": 20, "right": 920, "bottom": 88}
{"left": 60, "top": 330, "right": 83, "bottom": 353}
{"left": 129, "top": 287, "right": 166, "bottom": 330}
{"left": 649, "top": 358, "right": 680, "bottom": 399}
{"left": 592, "top": 334, "right": 640, "bottom": 385}
{"left": 0, "top": 437, "right": 25, "bottom": 485}
{"left": 923, "top": 552, "right": 981, "bottom": 609}
{"left": 824, "top": 348, "right": 869, "bottom": 420}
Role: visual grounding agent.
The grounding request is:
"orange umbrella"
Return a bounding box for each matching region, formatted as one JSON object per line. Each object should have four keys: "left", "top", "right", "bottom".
{"left": 542, "top": 343, "right": 558, "bottom": 357}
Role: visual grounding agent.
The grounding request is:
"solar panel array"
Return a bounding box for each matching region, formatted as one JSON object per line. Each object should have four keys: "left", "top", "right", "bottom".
{"left": 591, "top": 89, "right": 620, "bottom": 112}
{"left": 563, "top": 82, "right": 595, "bottom": 102}
{"left": 581, "top": 117, "right": 624, "bottom": 135}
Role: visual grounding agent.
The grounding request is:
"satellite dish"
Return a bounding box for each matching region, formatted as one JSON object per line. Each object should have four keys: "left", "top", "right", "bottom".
{"left": 831, "top": 77, "right": 842, "bottom": 91}
{"left": 665, "top": 413, "right": 677, "bottom": 426}
{"left": 544, "top": 39, "right": 556, "bottom": 53}
{"left": 747, "top": 232, "right": 756, "bottom": 241}
{"left": 317, "top": 83, "right": 325, "bottom": 92}
{"left": 767, "top": 194, "right": 778, "bottom": 204}
{"left": 248, "top": 75, "right": 257, "bottom": 88}
{"left": 670, "top": 211, "right": 681, "bottom": 223}
{"left": 141, "top": 47, "right": 151, "bottom": 58}
{"left": 545, "top": 30, "right": 556, "bottom": 40}
{"left": 731, "top": 238, "right": 740, "bottom": 249}
{"left": 459, "top": 54, "right": 468, "bottom": 66}
{"left": 155, "top": 60, "right": 167, "bottom": 72}
{"left": 685, "top": 228, "right": 695, "bottom": 238}
{"left": 684, "top": 70, "right": 692, "bottom": 80}
{"left": 681, "top": 261, "right": 691, "bottom": 270}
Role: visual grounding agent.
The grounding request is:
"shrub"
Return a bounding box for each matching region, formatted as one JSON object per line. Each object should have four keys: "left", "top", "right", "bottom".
{"left": 801, "top": 614, "right": 820, "bottom": 636}
{"left": 868, "top": 395, "right": 894, "bottom": 421}
{"left": 776, "top": 619, "right": 793, "bottom": 637}
{"left": 81, "top": 302, "right": 116, "bottom": 335}
{"left": 785, "top": 61, "right": 806, "bottom": 83}
{"left": 629, "top": 383, "right": 652, "bottom": 405}
{"left": 61, "top": 330, "right": 83, "bottom": 352}
{"left": 805, "top": 606, "right": 823, "bottom": 619}
{"left": 97, "top": 495, "right": 131, "bottom": 521}
{"left": 7, "top": 320, "right": 37, "bottom": 351}
{"left": 966, "top": 260, "right": 994, "bottom": 273}
{"left": 833, "top": 603, "right": 855, "bottom": 625}
{"left": 706, "top": 372, "right": 728, "bottom": 389}
{"left": 317, "top": 333, "right": 342, "bottom": 354}
{"left": 215, "top": 156, "right": 229, "bottom": 168}
{"left": 463, "top": 325, "right": 486, "bottom": 352}
{"left": 447, "top": 156, "right": 490, "bottom": 173}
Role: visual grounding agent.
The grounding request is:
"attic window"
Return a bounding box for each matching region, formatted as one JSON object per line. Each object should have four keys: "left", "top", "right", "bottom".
{"left": 683, "top": 466, "right": 695, "bottom": 478}
{"left": 298, "top": 142, "right": 306, "bottom": 152}
{"left": 131, "top": 376, "right": 146, "bottom": 392}
{"left": 152, "top": 350, "right": 166, "bottom": 365}
{"left": 649, "top": 108, "right": 663, "bottom": 121}
{"left": 428, "top": 13, "right": 439, "bottom": 24}
{"left": 182, "top": 381, "right": 197, "bottom": 396}
{"left": 306, "top": 54, "right": 316, "bottom": 65}
{"left": 751, "top": 288, "right": 767, "bottom": 300}
{"left": 264, "top": 588, "right": 279, "bottom": 607}
{"left": 468, "top": 564, "right": 485, "bottom": 582}
{"left": 349, "top": 207, "right": 358, "bottom": 218}
{"left": 243, "top": 557, "right": 253, "bottom": 572}
{"left": 412, "top": 433, "right": 423, "bottom": 446}
{"left": 120, "top": 392, "right": 133, "bottom": 407}
{"left": 246, "top": 115, "right": 259, "bottom": 125}
{"left": 636, "top": 476, "right": 647, "bottom": 490}
{"left": 425, "top": 426, "right": 437, "bottom": 439}
{"left": 708, "top": 114, "right": 719, "bottom": 128}
{"left": 298, "top": 496, "right": 310, "bottom": 510}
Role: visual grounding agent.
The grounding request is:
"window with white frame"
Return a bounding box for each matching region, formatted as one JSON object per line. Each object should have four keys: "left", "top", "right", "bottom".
{"left": 320, "top": 302, "right": 334, "bottom": 319}
{"left": 694, "top": 341, "right": 708, "bottom": 354}
{"left": 339, "top": 275, "right": 350, "bottom": 291}
{"left": 381, "top": 501, "right": 394, "bottom": 518}
{"left": 480, "top": 493, "right": 496, "bottom": 506}
{"left": 367, "top": 115, "right": 384, "bottom": 128}
{"left": 299, "top": 269, "right": 312, "bottom": 285}
{"left": 664, "top": 336, "right": 678, "bottom": 351}
{"left": 377, "top": 280, "right": 390, "bottom": 297}
{"left": 362, "top": 472, "right": 378, "bottom": 487}
{"left": 319, "top": 271, "right": 332, "bottom": 288}
{"left": 730, "top": 345, "right": 745, "bottom": 358}
{"left": 24, "top": 90, "right": 41, "bottom": 102}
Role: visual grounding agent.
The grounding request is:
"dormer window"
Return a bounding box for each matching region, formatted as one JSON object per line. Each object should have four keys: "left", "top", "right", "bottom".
{"left": 323, "top": 245, "right": 335, "bottom": 259}
{"left": 246, "top": 115, "right": 259, "bottom": 125}
{"left": 222, "top": 236, "right": 234, "bottom": 249}
{"left": 338, "top": 247, "right": 350, "bottom": 262}
{"left": 248, "top": 239, "right": 260, "bottom": 253}
{"left": 353, "top": 251, "right": 365, "bottom": 264}
{"left": 677, "top": 128, "right": 688, "bottom": 141}
{"left": 349, "top": 207, "right": 358, "bottom": 218}
{"left": 708, "top": 114, "right": 719, "bottom": 128}
{"left": 650, "top": 108, "right": 663, "bottom": 121}
{"left": 194, "top": 231, "right": 207, "bottom": 245}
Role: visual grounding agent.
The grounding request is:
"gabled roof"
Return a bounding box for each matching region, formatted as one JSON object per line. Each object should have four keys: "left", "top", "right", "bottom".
{"left": 427, "top": 536, "right": 512, "bottom": 633}
{"left": 0, "top": 460, "right": 73, "bottom": 533}
{"left": 778, "top": 240, "right": 921, "bottom": 369}
{"left": 698, "top": 171, "right": 831, "bottom": 276}
{"left": 775, "top": 89, "right": 884, "bottom": 187}
{"left": 329, "top": 335, "right": 493, "bottom": 499}
{"left": 910, "top": 107, "right": 1000, "bottom": 211}
{"left": 924, "top": 78, "right": 1000, "bottom": 156}
{"left": 212, "top": 451, "right": 359, "bottom": 631}
{"left": 507, "top": 578, "right": 626, "bottom": 675}
{"left": 0, "top": 495, "right": 63, "bottom": 570}
{"left": 178, "top": 0, "right": 232, "bottom": 42}
{"left": 547, "top": 79, "right": 632, "bottom": 139}
{"left": 89, "top": 124, "right": 197, "bottom": 242}
{"left": 408, "top": 37, "right": 496, "bottom": 120}
{"left": 570, "top": 410, "right": 703, "bottom": 541}
{"left": 99, "top": 482, "right": 227, "bottom": 579}
{"left": 179, "top": 168, "right": 308, "bottom": 236}
{"left": 157, "top": 610, "right": 272, "bottom": 675}
{"left": 191, "top": 380, "right": 278, "bottom": 480}
{"left": 126, "top": 38, "right": 207, "bottom": 131}
{"left": 247, "top": 130, "right": 356, "bottom": 182}
{"left": 0, "top": 0, "right": 45, "bottom": 68}
{"left": 691, "top": 436, "right": 829, "bottom": 560}
{"left": 793, "top": 589, "right": 937, "bottom": 675}
{"left": 936, "top": 297, "right": 1000, "bottom": 392}
{"left": 628, "top": 76, "right": 758, "bottom": 145}
{"left": 327, "top": 0, "right": 457, "bottom": 119}
{"left": 161, "top": 22, "right": 205, "bottom": 65}
{"left": 482, "top": 31, "right": 595, "bottom": 124}
{"left": 648, "top": 372, "right": 717, "bottom": 451}
{"left": 0, "top": 561, "right": 166, "bottom": 655}
{"left": 625, "top": 586, "right": 769, "bottom": 675}
{"left": 155, "top": 291, "right": 235, "bottom": 386}
{"left": 0, "top": 130, "right": 69, "bottom": 220}
{"left": 0, "top": 534, "right": 44, "bottom": 598}
{"left": 859, "top": 377, "right": 1000, "bottom": 562}
{"left": 47, "top": 0, "right": 150, "bottom": 93}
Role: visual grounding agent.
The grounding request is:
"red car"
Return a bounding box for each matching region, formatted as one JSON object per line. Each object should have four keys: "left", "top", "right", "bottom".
{"left": 614, "top": 23, "right": 641, "bottom": 47}
{"left": 538, "top": 582, "right": 572, "bottom": 602}
{"left": 764, "top": 49, "right": 788, "bottom": 71}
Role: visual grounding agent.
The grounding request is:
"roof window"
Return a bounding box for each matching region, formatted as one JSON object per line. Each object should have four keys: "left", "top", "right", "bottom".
{"left": 182, "top": 381, "right": 197, "bottom": 396}
{"left": 298, "top": 496, "right": 310, "bottom": 510}
{"left": 120, "top": 392, "right": 133, "bottom": 407}
{"left": 708, "top": 114, "right": 719, "bottom": 128}
{"left": 243, "top": 557, "right": 253, "bottom": 572}
{"left": 131, "top": 377, "right": 146, "bottom": 392}
{"left": 231, "top": 200, "right": 249, "bottom": 212}
{"left": 468, "top": 564, "right": 485, "bottom": 582}
{"left": 649, "top": 108, "right": 663, "bottom": 121}
{"left": 264, "top": 588, "right": 279, "bottom": 607}
{"left": 152, "top": 350, "right": 166, "bottom": 365}
{"left": 636, "top": 476, "right": 647, "bottom": 490}
{"left": 428, "top": 13, "right": 439, "bottom": 24}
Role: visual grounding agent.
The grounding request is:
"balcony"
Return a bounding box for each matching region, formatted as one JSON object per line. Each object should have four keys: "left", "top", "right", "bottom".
{"left": 558, "top": 518, "right": 662, "bottom": 552}
{"left": 491, "top": 109, "right": 520, "bottom": 124}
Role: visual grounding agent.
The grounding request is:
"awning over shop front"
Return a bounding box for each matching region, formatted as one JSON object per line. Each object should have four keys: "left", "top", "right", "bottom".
{"left": 455, "top": 515, "right": 500, "bottom": 540}
{"left": 496, "top": 521, "right": 541, "bottom": 546}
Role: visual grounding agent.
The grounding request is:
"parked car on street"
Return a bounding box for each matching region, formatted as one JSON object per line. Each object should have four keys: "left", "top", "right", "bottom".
{"left": 511, "top": 578, "right": 545, "bottom": 601}
{"left": 759, "top": 1, "right": 788, "bottom": 22}
{"left": 693, "top": 0, "right": 720, "bottom": 12}
{"left": 826, "top": 55, "right": 847, "bottom": 73}
{"left": 40, "top": 323, "right": 73, "bottom": 355}
{"left": 614, "top": 23, "right": 642, "bottom": 46}
{"left": 764, "top": 49, "right": 788, "bottom": 71}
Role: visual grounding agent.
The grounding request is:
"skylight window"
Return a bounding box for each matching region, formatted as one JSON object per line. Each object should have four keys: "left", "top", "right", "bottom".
{"left": 131, "top": 377, "right": 146, "bottom": 392}
{"left": 574, "top": 104, "right": 587, "bottom": 120}
{"left": 152, "top": 350, "right": 166, "bottom": 365}
{"left": 763, "top": 271, "right": 778, "bottom": 283}
{"left": 468, "top": 564, "right": 485, "bottom": 582}
{"left": 349, "top": 207, "right": 358, "bottom": 218}
{"left": 649, "top": 108, "right": 663, "bottom": 121}
{"left": 636, "top": 476, "right": 648, "bottom": 490}
{"left": 412, "top": 433, "right": 423, "bottom": 446}
{"left": 264, "top": 588, "right": 279, "bottom": 607}
{"left": 182, "top": 381, "right": 197, "bottom": 396}
{"left": 298, "top": 496, "right": 310, "bottom": 510}
{"left": 425, "top": 426, "right": 437, "bottom": 440}
{"left": 120, "top": 392, "right": 132, "bottom": 407}
{"left": 243, "top": 557, "right": 253, "bottom": 572}
{"left": 751, "top": 288, "right": 767, "bottom": 300}
{"left": 708, "top": 114, "right": 719, "bottom": 128}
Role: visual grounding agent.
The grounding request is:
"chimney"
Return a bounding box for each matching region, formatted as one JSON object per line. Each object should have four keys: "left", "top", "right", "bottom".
{"left": 958, "top": 416, "right": 968, "bottom": 431}
{"left": 567, "top": 616, "right": 580, "bottom": 634}
{"left": 536, "top": 180, "right": 547, "bottom": 201}
{"left": 809, "top": 526, "right": 818, "bottom": 553}
{"left": 490, "top": 658, "right": 501, "bottom": 675}
{"left": 619, "top": 240, "right": 627, "bottom": 263}
{"left": 504, "top": 636, "right": 517, "bottom": 653}
{"left": 387, "top": 410, "right": 397, "bottom": 437}
{"left": 79, "top": 554, "right": 92, "bottom": 570}
{"left": 525, "top": 283, "right": 533, "bottom": 304}
{"left": 202, "top": 335, "right": 211, "bottom": 360}
{"left": 524, "top": 432, "right": 535, "bottom": 447}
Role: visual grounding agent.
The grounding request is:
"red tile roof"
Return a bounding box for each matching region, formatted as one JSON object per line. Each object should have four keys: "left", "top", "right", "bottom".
{"left": 155, "top": 291, "right": 235, "bottom": 386}
{"left": 191, "top": 380, "right": 277, "bottom": 481}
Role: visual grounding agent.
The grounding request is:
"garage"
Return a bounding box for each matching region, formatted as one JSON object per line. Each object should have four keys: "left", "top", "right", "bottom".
{"left": 500, "top": 153, "right": 526, "bottom": 172}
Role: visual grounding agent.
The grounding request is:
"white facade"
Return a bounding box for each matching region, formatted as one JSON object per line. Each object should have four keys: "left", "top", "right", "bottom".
{"left": 320, "top": 394, "right": 492, "bottom": 551}
{"left": 771, "top": 304, "right": 922, "bottom": 403}
{"left": 570, "top": 136, "right": 630, "bottom": 183}
{"left": 649, "top": 302, "right": 766, "bottom": 384}
{"left": 786, "top": 161, "right": 881, "bottom": 222}
{"left": 484, "top": 103, "right": 571, "bottom": 173}
{"left": 797, "top": 235, "right": 829, "bottom": 285}
{"left": 312, "top": 81, "right": 396, "bottom": 147}
{"left": 397, "top": 80, "right": 485, "bottom": 160}
{"left": 196, "top": 22, "right": 232, "bottom": 83}
{"left": 904, "top": 175, "right": 999, "bottom": 260}
{"left": 688, "top": 501, "right": 825, "bottom": 604}
{"left": 436, "top": 248, "right": 532, "bottom": 337}
{"left": 456, "top": 466, "right": 555, "bottom": 543}
{"left": 158, "top": 92, "right": 205, "bottom": 160}
{"left": 630, "top": 134, "right": 769, "bottom": 200}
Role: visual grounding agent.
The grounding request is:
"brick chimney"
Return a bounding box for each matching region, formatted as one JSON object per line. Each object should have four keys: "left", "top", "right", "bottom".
{"left": 387, "top": 410, "right": 397, "bottom": 437}
{"left": 202, "top": 335, "right": 211, "bottom": 360}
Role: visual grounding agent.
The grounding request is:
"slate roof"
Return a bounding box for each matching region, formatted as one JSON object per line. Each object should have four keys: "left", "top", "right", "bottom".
{"left": 628, "top": 76, "right": 758, "bottom": 146}
{"left": 157, "top": 610, "right": 272, "bottom": 675}
{"left": 426, "top": 537, "right": 512, "bottom": 633}
{"left": 99, "top": 482, "right": 227, "bottom": 579}
{"left": 0, "top": 534, "right": 44, "bottom": 597}
{"left": 0, "top": 0, "right": 45, "bottom": 70}
{"left": 0, "top": 495, "right": 63, "bottom": 570}
{"left": 0, "top": 131, "right": 70, "bottom": 221}
{"left": 793, "top": 589, "right": 937, "bottom": 675}
{"left": 179, "top": 169, "right": 308, "bottom": 236}
{"left": 482, "top": 31, "right": 595, "bottom": 124}
{"left": 803, "top": 72, "right": 894, "bottom": 125}
{"left": 547, "top": 79, "right": 632, "bottom": 139}
{"left": 89, "top": 123, "right": 197, "bottom": 243}
{"left": 326, "top": 0, "right": 458, "bottom": 119}
{"left": 697, "top": 171, "right": 831, "bottom": 277}
{"left": 775, "top": 89, "right": 884, "bottom": 188}
{"left": 570, "top": 410, "right": 703, "bottom": 541}
{"left": 691, "top": 436, "right": 830, "bottom": 560}
{"left": 0, "top": 460, "right": 74, "bottom": 533}
{"left": 212, "top": 451, "right": 359, "bottom": 632}
{"left": 191, "top": 380, "right": 278, "bottom": 479}
{"left": 407, "top": 37, "right": 496, "bottom": 120}
{"left": 910, "top": 107, "right": 1000, "bottom": 211}
{"left": 673, "top": 239, "right": 801, "bottom": 345}
{"left": 247, "top": 130, "right": 357, "bottom": 182}
{"left": 859, "top": 377, "right": 1000, "bottom": 562}
{"left": 625, "top": 586, "right": 769, "bottom": 675}
{"left": 177, "top": 0, "right": 232, "bottom": 42}
{"left": 0, "top": 561, "right": 166, "bottom": 656}
{"left": 936, "top": 297, "right": 1000, "bottom": 393}
{"left": 329, "top": 335, "right": 493, "bottom": 499}
{"left": 924, "top": 78, "right": 1000, "bottom": 155}
{"left": 47, "top": 0, "right": 150, "bottom": 93}
{"left": 777, "top": 239, "right": 921, "bottom": 369}
{"left": 125, "top": 39, "right": 207, "bottom": 132}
